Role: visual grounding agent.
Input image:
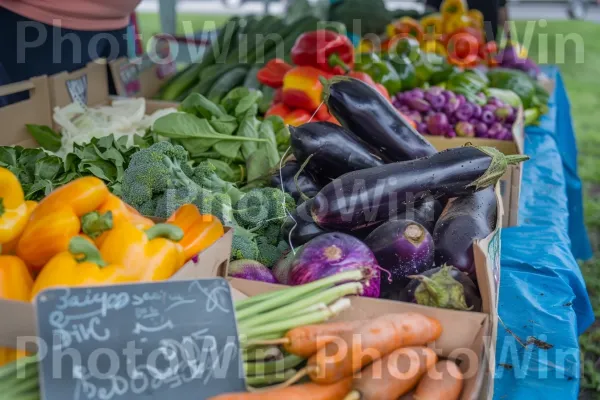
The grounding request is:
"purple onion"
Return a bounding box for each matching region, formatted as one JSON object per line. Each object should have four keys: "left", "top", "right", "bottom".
{"left": 455, "top": 103, "right": 474, "bottom": 121}
{"left": 472, "top": 104, "right": 482, "bottom": 119}
{"left": 406, "top": 97, "right": 431, "bottom": 113}
{"left": 475, "top": 122, "right": 489, "bottom": 138}
{"left": 483, "top": 104, "right": 497, "bottom": 113}
{"left": 446, "top": 128, "right": 457, "bottom": 138}
{"left": 426, "top": 113, "right": 450, "bottom": 136}
{"left": 481, "top": 110, "right": 496, "bottom": 124}
{"left": 488, "top": 122, "right": 504, "bottom": 139}
{"left": 410, "top": 88, "right": 425, "bottom": 99}
{"left": 495, "top": 105, "right": 514, "bottom": 122}
{"left": 288, "top": 232, "right": 381, "bottom": 298}
{"left": 449, "top": 114, "right": 459, "bottom": 125}
{"left": 416, "top": 122, "right": 428, "bottom": 134}
{"left": 399, "top": 105, "right": 410, "bottom": 113}
{"left": 443, "top": 97, "right": 460, "bottom": 115}
{"left": 468, "top": 118, "right": 479, "bottom": 126}
{"left": 441, "top": 90, "right": 456, "bottom": 101}
{"left": 456, "top": 94, "right": 466, "bottom": 105}
{"left": 426, "top": 93, "right": 446, "bottom": 111}
{"left": 364, "top": 220, "right": 434, "bottom": 290}
{"left": 229, "top": 260, "right": 278, "bottom": 283}
{"left": 392, "top": 99, "right": 402, "bottom": 109}
{"left": 455, "top": 121, "right": 475, "bottom": 137}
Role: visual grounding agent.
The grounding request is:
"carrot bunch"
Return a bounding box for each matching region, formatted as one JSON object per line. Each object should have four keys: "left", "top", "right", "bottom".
{"left": 213, "top": 295, "right": 466, "bottom": 400}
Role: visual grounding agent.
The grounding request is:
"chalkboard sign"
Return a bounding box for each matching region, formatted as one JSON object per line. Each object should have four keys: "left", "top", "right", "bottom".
{"left": 35, "top": 278, "right": 245, "bottom": 400}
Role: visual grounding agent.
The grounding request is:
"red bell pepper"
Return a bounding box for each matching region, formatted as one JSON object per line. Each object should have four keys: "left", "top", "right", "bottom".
{"left": 290, "top": 30, "right": 355, "bottom": 75}
{"left": 257, "top": 59, "right": 293, "bottom": 88}
{"left": 284, "top": 109, "right": 312, "bottom": 127}
{"left": 347, "top": 71, "right": 391, "bottom": 101}
{"left": 479, "top": 41, "right": 499, "bottom": 67}
{"left": 265, "top": 103, "right": 291, "bottom": 119}
{"left": 282, "top": 66, "right": 331, "bottom": 113}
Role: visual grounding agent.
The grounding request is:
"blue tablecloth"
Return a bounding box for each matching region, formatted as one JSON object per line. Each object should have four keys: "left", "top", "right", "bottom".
{"left": 494, "top": 67, "right": 594, "bottom": 399}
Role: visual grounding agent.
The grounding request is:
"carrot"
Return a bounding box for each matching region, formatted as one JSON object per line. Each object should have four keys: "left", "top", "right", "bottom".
{"left": 308, "top": 313, "right": 443, "bottom": 384}
{"left": 413, "top": 360, "right": 464, "bottom": 400}
{"left": 284, "top": 320, "right": 365, "bottom": 358}
{"left": 344, "top": 347, "right": 438, "bottom": 400}
{"left": 207, "top": 377, "right": 353, "bottom": 400}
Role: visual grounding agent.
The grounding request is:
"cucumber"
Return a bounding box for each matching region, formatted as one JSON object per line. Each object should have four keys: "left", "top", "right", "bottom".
{"left": 192, "top": 63, "right": 244, "bottom": 96}
{"left": 243, "top": 65, "right": 262, "bottom": 90}
{"left": 258, "top": 85, "right": 276, "bottom": 114}
{"left": 206, "top": 65, "right": 250, "bottom": 103}
{"left": 159, "top": 63, "right": 202, "bottom": 100}
{"left": 199, "top": 16, "right": 241, "bottom": 67}
{"left": 226, "top": 15, "right": 282, "bottom": 64}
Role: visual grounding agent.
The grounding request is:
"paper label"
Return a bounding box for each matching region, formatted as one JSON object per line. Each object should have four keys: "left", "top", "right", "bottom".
{"left": 65, "top": 75, "right": 88, "bottom": 105}
{"left": 119, "top": 63, "right": 142, "bottom": 96}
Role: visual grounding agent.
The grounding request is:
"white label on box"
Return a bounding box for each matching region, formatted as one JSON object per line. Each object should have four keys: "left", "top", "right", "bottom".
{"left": 65, "top": 75, "right": 88, "bottom": 105}
{"left": 119, "top": 63, "right": 142, "bottom": 96}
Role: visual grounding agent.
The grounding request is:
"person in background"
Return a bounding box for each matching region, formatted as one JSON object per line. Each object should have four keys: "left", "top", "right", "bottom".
{"left": 425, "top": 0, "right": 506, "bottom": 41}
{"left": 0, "top": 0, "right": 141, "bottom": 92}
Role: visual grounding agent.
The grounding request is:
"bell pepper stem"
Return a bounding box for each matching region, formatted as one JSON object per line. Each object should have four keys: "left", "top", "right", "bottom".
{"left": 69, "top": 237, "right": 107, "bottom": 267}
{"left": 80, "top": 211, "right": 113, "bottom": 239}
{"left": 0, "top": 198, "right": 4, "bottom": 217}
{"left": 145, "top": 223, "right": 184, "bottom": 242}
{"left": 328, "top": 53, "right": 351, "bottom": 73}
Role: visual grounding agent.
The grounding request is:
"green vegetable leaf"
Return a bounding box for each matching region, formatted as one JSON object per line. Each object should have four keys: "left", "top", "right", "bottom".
{"left": 0, "top": 147, "right": 18, "bottom": 167}
{"left": 206, "top": 158, "right": 241, "bottom": 182}
{"left": 179, "top": 93, "right": 227, "bottom": 119}
{"left": 24, "top": 179, "right": 55, "bottom": 200}
{"left": 209, "top": 115, "right": 238, "bottom": 136}
{"left": 246, "top": 148, "right": 271, "bottom": 183}
{"left": 26, "top": 124, "right": 62, "bottom": 152}
{"left": 258, "top": 119, "right": 281, "bottom": 169}
{"left": 34, "top": 156, "right": 63, "bottom": 181}
{"left": 220, "top": 87, "right": 251, "bottom": 114}
{"left": 265, "top": 115, "right": 291, "bottom": 148}
{"left": 79, "top": 159, "right": 118, "bottom": 182}
{"left": 236, "top": 108, "right": 260, "bottom": 160}
{"left": 213, "top": 141, "right": 242, "bottom": 160}
{"left": 234, "top": 91, "right": 263, "bottom": 117}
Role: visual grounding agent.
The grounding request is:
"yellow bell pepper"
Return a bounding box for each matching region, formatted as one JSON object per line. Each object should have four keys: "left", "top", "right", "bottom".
{"left": 0, "top": 256, "right": 33, "bottom": 367}
{"left": 99, "top": 222, "right": 185, "bottom": 282}
{"left": 444, "top": 13, "right": 473, "bottom": 34}
{"left": 30, "top": 237, "right": 132, "bottom": 300}
{"left": 420, "top": 13, "right": 444, "bottom": 38}
{"left": 94, "top": 194, "right": 154, "bottom": 248}
{"left": 16, "top": 177, "right": 110, "bottom": 269}
{"left": 422, "top": 40, "right": 448, "bottom": 56}
{"left": 1, "top": 201, "right": 36, "bottom": 255}
{"left": 440, "top": 0, "right": 467, "bottom": 18}
{"left": 0, "top": 168, "right": 30, "bottom": 249}
{"left": 282, "top": 66, "right": 329, "bottom": 113}
{"left": 467, "top": 9, "right": 484, "bottom": 29}
{"left": 167, "top": 204, "right": 224, "bottom": 261}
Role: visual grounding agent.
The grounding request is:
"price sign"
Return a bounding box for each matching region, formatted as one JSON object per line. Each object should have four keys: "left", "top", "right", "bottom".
{"left": 65, "top": 75, "right": 88, "bottom": 106}
{"left": 35, "top": 279, "right": 245, "bottom": 400}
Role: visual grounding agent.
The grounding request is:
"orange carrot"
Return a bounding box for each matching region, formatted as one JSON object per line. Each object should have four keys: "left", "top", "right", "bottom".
{"left": 207, "top": 377, "right": 353, "bottom": 400}
{"left": 308, "top": 313, "right": 443, "bottom": 384}
{"left": 413, "top": 360, "right": 464, "bottom": 400}
{"left": 284, "top": 320, "right": 365, "bottom": 358}
{"left": 344, "top": 347, "right": 438, "bottom": 400}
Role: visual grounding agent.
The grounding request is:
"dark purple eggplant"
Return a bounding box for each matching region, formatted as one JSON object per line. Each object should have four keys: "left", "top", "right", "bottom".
{"left": 270, "top": 161, "right": 322, "bottom": 203}
{"left": 311, "top": 145, "right": 526, "bottom": 231}
{"left": 290, "top": 122, "right": 385, "bottom": 182}
{"left": 391, "top": 265, "right": 482, "bottom": 312}
{"left": 323, "top": 76, "right": 437, "bottom": 161}
{"left": 395, "top": 196, "right": 445, "bottom": 233}
{"left": 282, "top": 198, "right": 328, "bottom": 247}
{"left": 364, "top": 219, "right": 434, "bottom": 294}
{"left": 433, "top": 186, "right": 497, "bottom": 276}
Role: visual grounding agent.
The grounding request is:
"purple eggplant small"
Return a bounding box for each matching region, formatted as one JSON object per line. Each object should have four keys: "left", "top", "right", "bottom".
{"left": 488, "top": 122, "right": 504, "bottom": 139}
{"left": 406, "top": 97, "right": 431, "bottom": 113}
{"left": 364, "top": 220, "right": 434, "bottom": 294}
{"left": 443, "top": 97, "right": 460, "bottom": 115}
{"left": 472, "top": 104, "right": 482, "bottom": 119}
{"left": 427, "top": 113, "right": 450, "bottom": 136}
{"left": 455, "top": 103, "right": 474, "bottom": 121}
{"left": 392, "top": 265, "right": 482, "bottom": 312}
{"left": 481, "top": 110, "right": 496, "bottom": 125}
{"left": 425, "top": 91, "right": 446, "bottom": 111}
{"left": 288, "top": 232, "right": 382, "bottom": 297}
{"left": 229, "top": 260, "right": 278, "bottom": 283}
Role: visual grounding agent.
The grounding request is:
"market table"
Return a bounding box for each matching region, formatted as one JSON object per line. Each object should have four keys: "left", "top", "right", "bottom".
{"left": 494, "top": 67, "right": 594, "bottom": 399}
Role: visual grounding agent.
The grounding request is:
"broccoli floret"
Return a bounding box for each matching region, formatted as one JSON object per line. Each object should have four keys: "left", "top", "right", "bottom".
{"left": 231, "top": 228, "right": 259, "bottom": 261}
{"left": 277, "top": 240, "right": 290, "bottom": 253}
{"left": 234, "top": 188, "right": 296, "bottom": 232}
{"left": 256, "top": 237, "right": 284, "bottom": 268}
{"left": 122, "top": 142, "right": 200, "bottom": 217}
{"left": 195, "top": 189, "right": 235, "bottom": 227}
{"left": 257, "top": 224, "right": 283, "bottom": 246}
{"left": 192, "top": 161, "right": 244, "bottom": 204}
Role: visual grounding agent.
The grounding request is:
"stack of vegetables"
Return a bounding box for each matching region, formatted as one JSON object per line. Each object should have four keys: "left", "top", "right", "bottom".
{"left": 240, "top": 76, "right": 530, "bottom": 313}
{"left": 0, "top": 170, "right": 225, "bottom": 337}
{"left": 257, "top": 30, "right": 390, "bottom": 127}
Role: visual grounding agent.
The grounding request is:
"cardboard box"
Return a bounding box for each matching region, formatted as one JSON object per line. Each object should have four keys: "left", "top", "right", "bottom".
{"left": 425, "top": 109, "right": 525, "bottom": 228}
{"left": 0, "top": 228, "right": 233, "bottom": 350}
{"left": 0, "top": 76, "right": 52, "bottom": 148}
{"left": 228, "top": 184, "right": 504, "bottom": 399}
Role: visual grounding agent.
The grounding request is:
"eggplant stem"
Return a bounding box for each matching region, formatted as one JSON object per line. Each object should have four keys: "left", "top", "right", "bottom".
{"left": 294, "top": 153, "right": 316, "bottom": 203}
{"left": 244, "top": 298, "right": 351, "bottom": 339}
{"left": 235, "top": 270, "right": 364, "bottom": 321}
{"left": 238, "top": 283, "right": 362, "bottom": 331}
{"left": 467, "top": 146, "right": 530, "bottom": 190}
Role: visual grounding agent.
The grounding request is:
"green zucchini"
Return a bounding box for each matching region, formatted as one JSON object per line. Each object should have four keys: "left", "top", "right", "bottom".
{"left": 226, "top": 15, "right": 282, "bottom": 64}
{"left": 243, "top": 65, "right": 262, "bottom": 90}
{"left": 192, "top": 63, "right": 244, "bottom": 96}
{"left": 207, "top": 65, "right": 250, "bottom": 103}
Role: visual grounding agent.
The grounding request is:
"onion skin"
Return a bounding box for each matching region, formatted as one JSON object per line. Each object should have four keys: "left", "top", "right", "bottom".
{"left": 288, "top": 232, "right": 381, "bottom": 298}
{"left": 229, "top": 260, "right": 278, "bottom": 283}
{"left": 364, "top": 220, "right": 434, "bottom": 296}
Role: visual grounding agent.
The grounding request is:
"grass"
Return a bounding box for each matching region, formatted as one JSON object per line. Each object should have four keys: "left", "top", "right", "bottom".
{"left": 135, "top": 13, "right": 600, "bottom": 395}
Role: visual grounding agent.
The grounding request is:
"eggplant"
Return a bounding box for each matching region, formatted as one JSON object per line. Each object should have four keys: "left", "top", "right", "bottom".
{"left": 290, "top": 122, "right": 385, "bottom": 181}
{"left": 228, "top": 260, "right": 278, "bottom": 283}
{"left": 324, "top": 76, "right": 437, "bottom": 161}
{"left": 270, "top": 161, "right": 322, "bottom": 203}
{"left": 282, "top": 198, "right": 328, "bottom": 247}
{"left": 311, "top": 145, "right": 527, "bottom": 231}
{"left": 392, "top": 266, "right": 482, "bottom": 312}
{"left": 395, "top": 196, "right": 445, "bottom": 233}
{"left": 364, "top": 219, "right": 434, "bottom": 295}
{"left": 433, "top": 186, "right": 497, "bottom": 276}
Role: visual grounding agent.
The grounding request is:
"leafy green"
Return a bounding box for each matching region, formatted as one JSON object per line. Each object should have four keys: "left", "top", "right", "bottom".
{"left": 26, "top": 124, "right": 62, "bottom": 152}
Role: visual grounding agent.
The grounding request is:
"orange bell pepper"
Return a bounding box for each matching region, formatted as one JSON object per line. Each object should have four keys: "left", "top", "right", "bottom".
{"left": 282, "top": 66, "right": 330, "bottom": 113}
{"left": 30, "top": 237, "right": 132, "bottom": 300}
{"left": 94, "top": 194, "right": 154, "bottom": 247}
{"left": 99, "top": 222, "right": 185, "bottom": 282}
{"left": 167, "top": 204, "right": 224, "bottom": 261}
{"left": 0, "top": 168, "right": 30, "bottom": 248}
{"left": 388, "top": 17, "right": 424, "bottom": 42}
{"left": 16, "top": 177, "right": 110, "bottom": 269}
{"left": 1, "top": 201, "right": 36, "bottom": 255}
{"left": 0, "top": 256, "right": 33, "bottom": 367}
{"left": 283, "top": 109, "right": 312, "bottom": 127}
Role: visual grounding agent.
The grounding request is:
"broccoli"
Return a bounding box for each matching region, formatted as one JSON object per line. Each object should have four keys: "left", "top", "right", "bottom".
{"left": 192, "top": 161, "right": 245, "bottom": 205}
{"left": 256, "top": 237, "right": 285, "bottom": 268}
{"left": 231, "top": 228, "right": 259, "bottom": 261}
{"left": 122, "top": 142, "right": 199, "bottom": 218}
{"left": 234, "top": 188, "right": 295, "bottom": 232}
{"left": 195, "top": 189, "right": 235, "bottom": 227}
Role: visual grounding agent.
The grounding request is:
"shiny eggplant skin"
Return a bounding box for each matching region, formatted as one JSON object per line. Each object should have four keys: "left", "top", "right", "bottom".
{"left": 395, "top": 196, "right": 445, "bottom": 233}
{"left": 271, "top": 161, "right": 322, "bottom": 203}
{"left": 324, "top": 77, "right": 437, "bottom": 161}
{"left": 433, "top": 186, "right": 497, "bottom": 276}
{"left": 311, "top": 146, "right": 511, "bottom": 231}
{"left": 290, "top": 122, "right": 385, "bottom": 182}
{"left": 282, "top": 198, "right": 328, "bottom": 247}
